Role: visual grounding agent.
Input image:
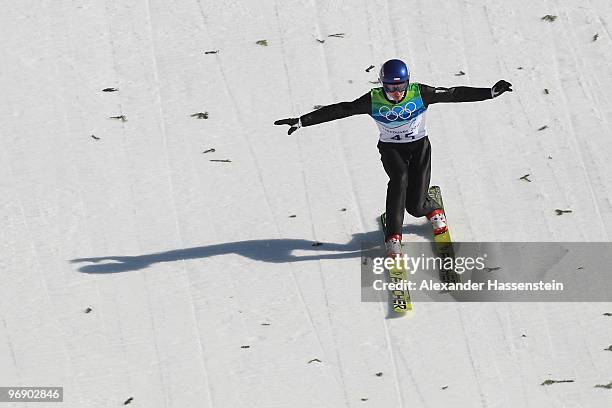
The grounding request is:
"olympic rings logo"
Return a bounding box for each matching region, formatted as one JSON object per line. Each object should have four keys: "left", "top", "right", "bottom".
{"left": 379, "top": 102, "right": 417, "bottom": 121}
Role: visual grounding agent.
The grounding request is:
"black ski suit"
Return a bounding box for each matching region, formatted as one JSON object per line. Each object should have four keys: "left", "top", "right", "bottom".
{"left": 299, "top": 84, "right": 492, "bottom": 237}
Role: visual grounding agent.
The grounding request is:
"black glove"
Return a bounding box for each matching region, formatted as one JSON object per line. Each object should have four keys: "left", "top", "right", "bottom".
{"left": 491, "top": 80, "right": 513, "bottom": 98}
{"left": 274, "top": 118, "right": 301, "bottom": 135}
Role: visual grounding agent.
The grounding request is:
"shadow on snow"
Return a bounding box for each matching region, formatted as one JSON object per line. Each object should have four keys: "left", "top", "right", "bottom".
{"left": 70, "top": 223, "right": 432, "bottom": 274}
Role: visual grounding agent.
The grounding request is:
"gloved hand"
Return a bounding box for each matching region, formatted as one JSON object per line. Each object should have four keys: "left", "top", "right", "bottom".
{"left": 274, "top": 118, "right": 301, "bottom": 135}
{"left": 491, "top": 80, "right": 513, "bottom": 98}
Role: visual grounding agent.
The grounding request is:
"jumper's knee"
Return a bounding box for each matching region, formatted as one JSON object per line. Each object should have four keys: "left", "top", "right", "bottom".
{"left": 388, "top": 173, "right": 408, "bottom": 190}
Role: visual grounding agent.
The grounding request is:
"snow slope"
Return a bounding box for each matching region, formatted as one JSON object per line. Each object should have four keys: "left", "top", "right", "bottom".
{"left": 1, "top": 0, "right": 612, "bottom": 407}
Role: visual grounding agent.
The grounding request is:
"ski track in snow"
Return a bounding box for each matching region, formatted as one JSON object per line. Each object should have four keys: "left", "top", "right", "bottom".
{"left": 1, "top": 0, "right": 612, "bottom": 407}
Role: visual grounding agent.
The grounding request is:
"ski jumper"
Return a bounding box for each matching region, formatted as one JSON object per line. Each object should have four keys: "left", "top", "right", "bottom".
{"left": 299, "top": 83, "right": 492, "bottom": 236}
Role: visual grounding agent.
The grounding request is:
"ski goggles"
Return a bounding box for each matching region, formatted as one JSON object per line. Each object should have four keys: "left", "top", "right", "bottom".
{"left": 382, "top": 81, "right": 408, "bottom": 93}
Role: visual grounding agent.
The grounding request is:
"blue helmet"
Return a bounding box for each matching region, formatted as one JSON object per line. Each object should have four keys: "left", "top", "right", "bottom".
{"left": 379, "top": 59, "right": 410, "bottom": 92}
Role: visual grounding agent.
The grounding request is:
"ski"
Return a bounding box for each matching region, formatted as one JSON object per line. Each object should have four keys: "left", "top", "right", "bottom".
{"left": 428, "top": 186, "right": 461, "bottom": 284}
{"left": 379, "top": 212, "right": 413, "bottom": 313}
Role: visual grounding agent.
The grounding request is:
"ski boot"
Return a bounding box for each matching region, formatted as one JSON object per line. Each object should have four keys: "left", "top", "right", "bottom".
{"left": 385, "top": 234, "right": 402, "bottom": 257}
{"left": 427, "top": 209, "right": 448, "bottom": 235}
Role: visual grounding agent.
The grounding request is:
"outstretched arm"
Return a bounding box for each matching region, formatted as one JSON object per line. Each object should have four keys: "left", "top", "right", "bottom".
{"left": 275, "top": 92, "right": 371, "bottom": 135}
{"left": 300, "top": 93, "right": 371, "bottom": 126}
{"left": 420, "top": 80, "right": 512, "bottom": 107}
